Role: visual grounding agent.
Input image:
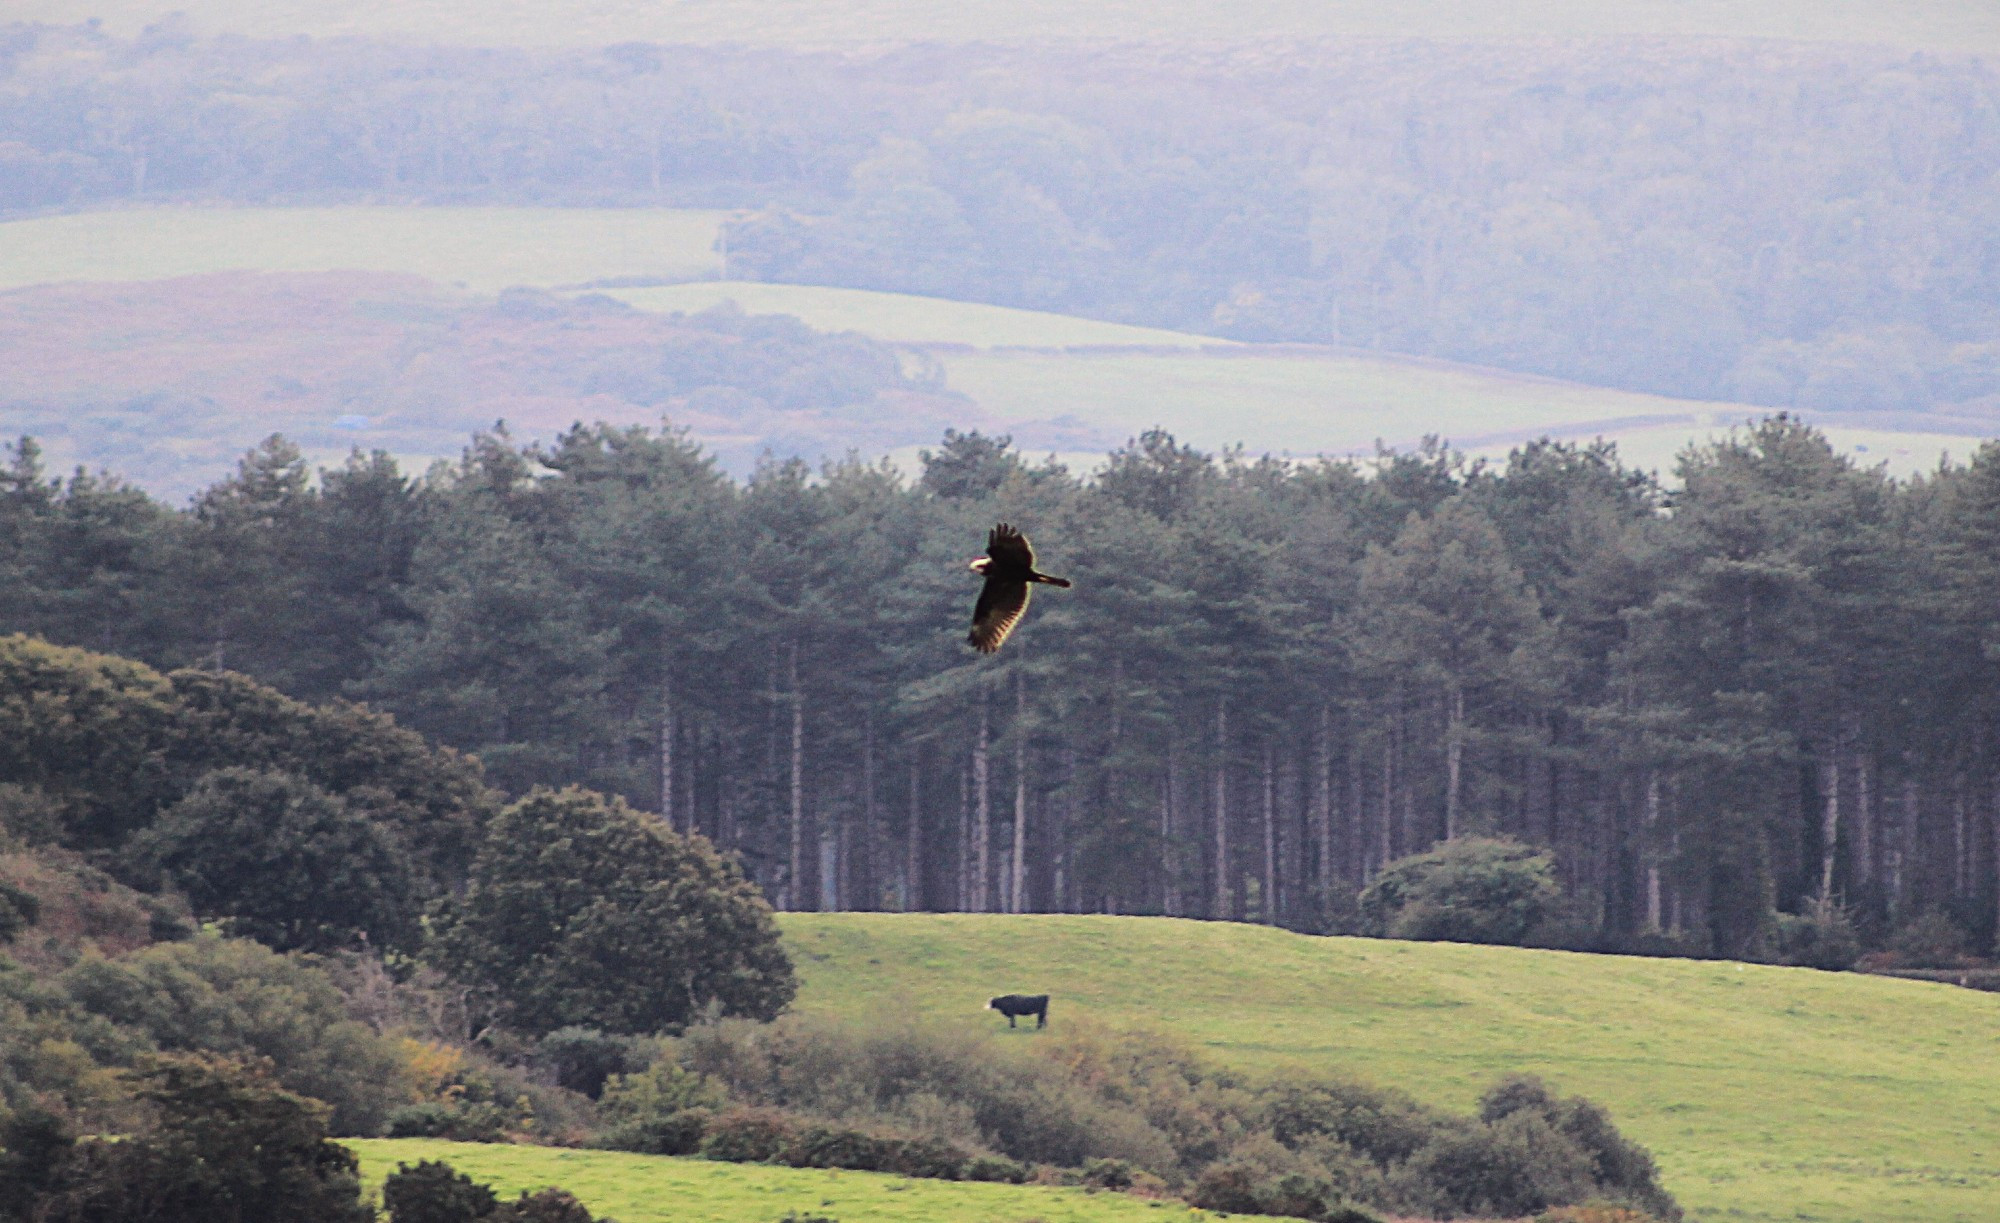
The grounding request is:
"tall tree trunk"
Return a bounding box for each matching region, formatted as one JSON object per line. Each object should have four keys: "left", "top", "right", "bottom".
{"left": 1214, "top": 697, "right": 1231, "bottom": 920}
{"left": 859, "top": 712, "right": 877, "bottom": 911}
{"left": 1856, "top": 750, "right": 1875, "bottom": 890}
{"left": 1012, "top": 674, "right": 1028, "bottom": 914}
{"left": 660, "top": 673, "right": 677, "bottom": 829}
{"left": 1644, "top": 772, "right": 1663, "bottom": 932}
{"left": 1819, "top": 748, "right": 1842, "bottom": 900}
{"left": 788, "top": 641, "right": 805, "bottom": 911}
{"left": 1162, "top": 735, "right": 1179, "bottom": 916}
{"left": 974, "top": 695, "right": 992, "bottom": 913}
{"left": 1262, "top": 739, "right": 1278, "bottom": 924}
{"left": 957, "top": 759, "right": 971, "bottom": 911}
{"left": 906, "top": 756, "right": 922, "bottom": 912}
{"left": 1445, "top": 683, "right": 1466, "bottom": 840}
{"left": 1315, "top": 703, "right": 1334, "bottom": 897}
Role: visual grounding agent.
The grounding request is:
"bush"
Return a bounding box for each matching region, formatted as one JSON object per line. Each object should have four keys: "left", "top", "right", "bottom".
{"left": 1771, "top": 897, "right": 1861, "bottom": 970}
{"left": 383, "top": 1159, "right": 499, "bottom": 1222}
{"left": 493, "top": 1188, "right": 595, "bottom": 1223}
{"left": 385, "top": 1101, "right": 509, "bottom": 1142}
{"left": 784, "top": 1124, "right": 896, "bottom": 1171}
{"left": 1894, "top": 909, "right": 1972, "bottom": 968}
{"left": 28, "top": 1055, "right": 374, "bottom": 1223}
{"left": 700, "top": 1108, "right": 798, "bottom": 1163}
{"left": 1081, "top": 1157, "right": 1135, "bottom": 1190}
{"left": 965, "top": 1153, "right": 1029, "bottom": 1183}
{"left": 538, "top": 1027, "right": 643, "bottom": 1100}
{"left": 1359, "top": 837, "right": 1560, "bottom": 945}
{"left": 879, "top": 1134, "right": 969, "bottom": 1180}
{"left": 1189, "top": 1164, "right": 1381, "bottom": 1222}
{"left": 0, "top": 881, "right": 40, "bottom": 942}
{"left": 598, "top": 1107, "right": 709, "bottom": 1156}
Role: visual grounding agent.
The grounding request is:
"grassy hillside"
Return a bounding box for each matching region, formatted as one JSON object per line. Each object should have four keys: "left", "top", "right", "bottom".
{"left": 0, "top": 207, "right": 725, "bottom": 292}
{"left": 778, "top": 913, "right": 2000, "bottom": 1223}
{"left": 348, "top": 1138, "right": 1212, "bottom": 1223}
{"left": 23, "top": 0, "right": 2000, "bottom": 53}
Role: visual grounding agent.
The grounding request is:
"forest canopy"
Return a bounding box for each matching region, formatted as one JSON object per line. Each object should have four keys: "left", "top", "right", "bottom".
{"left": 6, "top": 416, "right": 2000, "bottom": 966}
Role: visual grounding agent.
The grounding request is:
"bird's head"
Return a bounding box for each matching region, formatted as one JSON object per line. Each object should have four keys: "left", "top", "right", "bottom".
{"left": 968, "top": 556, "right": 991, "bottom": 575}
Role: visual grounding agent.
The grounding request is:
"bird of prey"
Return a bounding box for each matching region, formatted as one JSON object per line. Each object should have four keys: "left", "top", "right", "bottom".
{"left": 967, "top": 522, "right": 1069, "bottom": 654}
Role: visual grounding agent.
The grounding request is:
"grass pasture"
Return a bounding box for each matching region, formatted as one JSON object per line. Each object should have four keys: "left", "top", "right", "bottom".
{"left": 347, "top": 1138, "right": 1212, "bottom": 1223}
{"left": 21, "top": 0, "right": 2000, "bottom": 53}
{"left": 0, "top": 207, "right": 726, "bottom": 292}
{"left": 778, "top": 912, "right": 2000, "bottom": 1223}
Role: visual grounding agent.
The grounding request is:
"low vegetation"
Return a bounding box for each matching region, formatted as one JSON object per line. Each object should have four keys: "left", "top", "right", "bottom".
{"left": 781, "top": 912, "right": 2000, "bottom": 1223}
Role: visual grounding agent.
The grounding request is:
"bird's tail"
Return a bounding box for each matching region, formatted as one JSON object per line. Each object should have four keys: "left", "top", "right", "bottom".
{"left": 1032, "top": 574, "right": 1071, "bottom": 588}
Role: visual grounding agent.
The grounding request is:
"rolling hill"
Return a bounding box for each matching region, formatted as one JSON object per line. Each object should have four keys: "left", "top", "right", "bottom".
{"left": 21, "top": 0, "right": 2000, "bottom": 54}
{"left": 776, "top": 912, "right": 2000, "bottom": 1223}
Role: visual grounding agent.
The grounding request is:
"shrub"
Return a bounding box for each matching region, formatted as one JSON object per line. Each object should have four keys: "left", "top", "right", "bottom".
{"left": 0, "top": 881, "right": 40, "bottom": 942}
{"left": 385, "top": 1101, "right": 508, "bottom": 1142}
{"left": 538, "top": 1027, "right": 644, "bottom": 1100}
{"left": 879, "top": 1134, "right": 969, "bottom": 1180}
{"left": 493, "top": 1188, "right": 595, "bottom": 1223}
{"left": 383, "top": 1159, "right": 499, "bottom": 1222}
{"left": 1359, "top": 837, "right": 1559, "bottom": 945}
{"left": 29, "top": 1055, "right": 373, "bottom": 1223}
{"left": 785, "top": 1124, "right": 897, "bottom": 1171}
{"left": 598, "top": 1106, "right": 709, "bottom": 1156}
{"left": 1771, "top": 897, "right": 1861, "bottom": 970}
{"left": 1894, "top": 908, "right": 1972, "bottom": 968}
{"left": 700, "top": 1108, "right": 798, "bottom": 1163}
{"left": 965, "top": 1153, "right": 1029, "bottom": 1183}
{"left": 1081, "top": 1157, "right": 1135, "bottom": 1190}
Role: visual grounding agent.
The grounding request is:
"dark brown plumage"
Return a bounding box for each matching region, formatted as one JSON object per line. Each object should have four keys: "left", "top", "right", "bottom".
{"left": 967, "top": 523, "right": 1069, "bottom": 654}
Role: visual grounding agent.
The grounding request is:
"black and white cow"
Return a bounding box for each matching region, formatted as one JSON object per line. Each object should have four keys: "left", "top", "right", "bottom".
{"left": 986, "top": 993, "right": 1049, "bottom": 1029}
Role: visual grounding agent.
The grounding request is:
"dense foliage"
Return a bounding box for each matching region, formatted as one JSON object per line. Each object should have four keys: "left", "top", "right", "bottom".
{"left": 7, "top": 1056, "right": 374, "bottom": 1223}
{"left": 429, "top": 787, "right": 796, "bottom": 1036}
{"left": 9, "top": 416, "right": 1997, "bottom": 961}
{"left": 4, "top": 25, "right": 1998, "bottom": 417}
{"left": 596, "top": 1015, "right": 1679, "bottom": 1220}
{"left": 1358, "top": 838, "right": 1560, "bottom": 945}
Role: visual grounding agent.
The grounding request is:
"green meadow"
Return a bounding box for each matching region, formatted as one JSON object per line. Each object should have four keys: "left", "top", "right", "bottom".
{"left": 348, "top": 1138, "right": 1213, "bottom": 1223}
{"left": 23, "top": 0, "right": 2000, "bottom": 53}
{"left": 0, "top": 207, "right": 725, "bottom": 292}
{"left": 778, "top": 913, "right": 2000, "bottom": 1223}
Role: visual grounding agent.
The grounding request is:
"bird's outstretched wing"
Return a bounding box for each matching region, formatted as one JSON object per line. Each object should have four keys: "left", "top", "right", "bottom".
{"left": 968, "top": 577, "right": 1031, "bottom": 654}
{"left": 987, "top": 522, "right": 1035, "bottom": 571}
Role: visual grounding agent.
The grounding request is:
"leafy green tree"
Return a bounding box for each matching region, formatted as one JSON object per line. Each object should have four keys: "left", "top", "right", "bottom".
{"left": 127, "top": 767, "right": 419, "bottom": 953}
{"left": 1359, "top": 838, "right": 1559, "bottom": 945}
{"left": 429, "top": 787, "right": 796, "bottom": 1036}
{"left": 382, "top": 1160, "right": 498, "bottom": 1223}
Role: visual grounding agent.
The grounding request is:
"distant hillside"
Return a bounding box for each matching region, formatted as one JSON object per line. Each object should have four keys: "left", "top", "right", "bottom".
{"left": 779, "top": 912, "right": 2000, "bottom": 1223}
{"left": 0, "top": 207, "right": 726, "bottom": 293}
{"left": 20, "top": 0, "right": 2000, "bottom": 52}
{"left": 609, "top": 281, "right": 1992, "bottom": 478}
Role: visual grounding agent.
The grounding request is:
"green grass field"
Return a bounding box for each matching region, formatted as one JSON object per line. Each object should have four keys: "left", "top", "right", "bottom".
{"left": 347, "top": 1138, "right": 1213, "bottom": 1223}
{"left": 23, "top": 0, "right": 2000, "bottom": 53}
{"left": 777, "top": 913, "right": 2000, "bottom": 1223}
{"left": 0, "top": 207, "right": 725, "bottom": 292}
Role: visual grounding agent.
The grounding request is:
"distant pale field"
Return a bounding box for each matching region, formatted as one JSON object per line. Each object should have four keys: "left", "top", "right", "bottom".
{"left": 0, "top": 207, "right": 725, "bottom": 292}
{"left": 609, "top": 282, "right": 1991, "bottom": 478}
{"left": 780, "top": 913, "right": 2000, "bottom": 1223}
{"left": 347, "top": 1138, "right": 1213, "bottom": 1223}
{"left": 603, "top": 282, "right": 1228, "bottom": 349}
{"left": 20, "top": 0, "right": 2000, "bottom": 52}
